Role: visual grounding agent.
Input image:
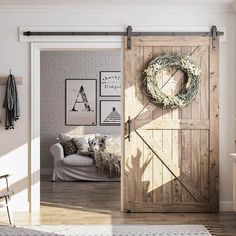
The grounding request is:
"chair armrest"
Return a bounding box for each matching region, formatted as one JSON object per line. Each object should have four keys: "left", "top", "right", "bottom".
{"left": 0, "top": 174, "right": 10, "bottom": 180}
{"left": 0, "top": 174, "right": 11, "bottom": 191}
{"left": 50, "top": 143, "right": 65, "bottom": 162}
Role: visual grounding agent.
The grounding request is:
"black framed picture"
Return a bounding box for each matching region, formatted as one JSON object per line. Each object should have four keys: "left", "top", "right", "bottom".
{"left": 100, "top": 100, "right": 121, "bottom": 126}
{"left": 99, "top": 71, "right": 121, "bottom": 97}
{"left": 65, "top": 79, "right": 97, "bottom": 126}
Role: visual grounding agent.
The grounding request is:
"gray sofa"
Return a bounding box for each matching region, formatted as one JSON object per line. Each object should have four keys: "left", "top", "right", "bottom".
{"left": 50, "top": 135, "right": 120, "bottom": 182}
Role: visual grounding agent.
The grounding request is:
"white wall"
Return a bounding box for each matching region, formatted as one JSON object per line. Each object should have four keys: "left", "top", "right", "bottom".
{"left": 0, "top": 2, "right": 235, "bottom": 211}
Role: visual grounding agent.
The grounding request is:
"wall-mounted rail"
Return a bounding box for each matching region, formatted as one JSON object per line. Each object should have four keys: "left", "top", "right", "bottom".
{"left": 23, "top": 25, "right": 224, "bottom": 50}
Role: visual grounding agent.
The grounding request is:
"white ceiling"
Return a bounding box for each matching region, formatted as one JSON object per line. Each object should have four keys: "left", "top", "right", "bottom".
{"left": 0, "top": 0, "right": 234, "bottom": 6}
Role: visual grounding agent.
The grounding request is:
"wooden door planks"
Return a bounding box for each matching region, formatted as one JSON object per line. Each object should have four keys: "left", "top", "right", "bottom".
{"left": 209, "top": 37, "right": 219, "bottom": 212}
{"left": 171, "top": 46, "right": 182, "bottom": 203}
{"left": 161, "top": 46, "right": 173, "bottom": 204}
{"left": 143, "top": 46, "right": 153, "bottom": 203}
{"left": 123, "top": 36, "right": 219, "bottom": 212}
{"left": 200, "top": 47, "right": 210, "bottom": 200}
{"left": 152, "top": 46, "right": 164, "bottom": 203}
{"left": 191, "top": 46, "right": 201, "bottom": 194}
{"left": 124, "top": 36, "right": 136, "bottom": 212}
{"left": 134, "top": 36, "right": 210, "bottom": 47}
{"left": 181, "top": 46, "right": 194, "bottom": 203}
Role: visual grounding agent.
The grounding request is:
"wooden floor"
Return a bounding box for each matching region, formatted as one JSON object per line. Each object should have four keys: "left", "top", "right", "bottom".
{"left": 0, "top": 176, "right": 236, "bottom": 235}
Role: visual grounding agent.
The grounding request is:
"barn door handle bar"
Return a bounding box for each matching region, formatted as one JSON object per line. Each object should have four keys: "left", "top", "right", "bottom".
{"left": 126, "top": 116, "right": 131, "bottom": 142}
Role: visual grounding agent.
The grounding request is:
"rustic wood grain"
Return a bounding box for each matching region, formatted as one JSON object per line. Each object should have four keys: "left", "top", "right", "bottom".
{"left": 209, "top": 37, "right": 219, "bottom": 212}
{"left": 124, "top": 36, "right": 136, "bottom": 212}
{"left": 152, "top": 46, "right": 164, "bottom": 203}
{"left": 161, "top": 46, "right": 173, "bottom": 204}
{"left": 135, "top": 36, "right": 209, "bottom": 47}
{"left": 134, "top": 119, "right": 210, "bottom": 130}
{"left": 124, "top": 36, "right": 218, "bottom": 212}
{"left": 180, "top": 46, "right": 194, "bottom": 203}
{"left": 134, "top": 45, "right": 145, "bottom": 205}
{"left": 136, "top": 130, "right": 206, "bottom": 203}
{"left": 200, "top": 47, "right": 210, "bottom": 200}
{"left": 143, "top": 46, "right": 154, "bottom": 203}
{"left": 191, "top": 46, "right": 201, "bottom": 192}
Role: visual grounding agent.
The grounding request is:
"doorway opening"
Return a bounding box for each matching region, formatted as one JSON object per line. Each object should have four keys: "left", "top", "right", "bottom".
{"left": 39, "top": 48, "right": 122, "bottom": 219}
{"left": 30, "top": 39, "right": 123, "bottom": 214}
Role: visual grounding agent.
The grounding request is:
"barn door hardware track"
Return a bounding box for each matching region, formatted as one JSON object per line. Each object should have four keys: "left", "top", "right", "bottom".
{"left": 23, "top": 25, "right": 223, "bottom": 50}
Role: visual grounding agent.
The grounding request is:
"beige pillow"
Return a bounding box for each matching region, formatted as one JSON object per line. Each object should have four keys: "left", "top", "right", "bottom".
{"left": 105, "top": 135, "right": 121, "bottom": 155}
{"left": 72, "top": 137, "right": 89, "bottom": 152}
{"left": 58, "top": 133, "right": 72, "bottom": 143}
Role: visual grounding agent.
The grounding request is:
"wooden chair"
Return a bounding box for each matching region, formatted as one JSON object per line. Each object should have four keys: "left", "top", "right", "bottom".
{"left": 0, "top": 174, "right": 14, "bottom": 225}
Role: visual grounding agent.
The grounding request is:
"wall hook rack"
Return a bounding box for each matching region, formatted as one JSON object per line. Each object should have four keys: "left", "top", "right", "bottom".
{"left": 0, "top": 73, "right": 23, "bottom": 86}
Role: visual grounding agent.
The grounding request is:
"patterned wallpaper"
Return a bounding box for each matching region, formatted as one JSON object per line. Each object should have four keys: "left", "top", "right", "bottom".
{"left": 40, "top": 50, "right": 121, "bottom": 169}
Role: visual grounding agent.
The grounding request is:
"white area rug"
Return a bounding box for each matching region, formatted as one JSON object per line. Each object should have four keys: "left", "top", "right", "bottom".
{"left": 0, "top": 225, "right": 212, "bottom": 236}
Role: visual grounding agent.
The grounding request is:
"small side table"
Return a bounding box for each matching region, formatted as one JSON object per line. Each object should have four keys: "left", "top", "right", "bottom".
{"left": 230, "top": 153, "right": 236, "bottom": 212}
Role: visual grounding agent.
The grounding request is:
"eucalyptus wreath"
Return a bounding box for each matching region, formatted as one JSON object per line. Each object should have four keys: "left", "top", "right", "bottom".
{"left": 143, "top": 53, "right": 201, "bottom": 109}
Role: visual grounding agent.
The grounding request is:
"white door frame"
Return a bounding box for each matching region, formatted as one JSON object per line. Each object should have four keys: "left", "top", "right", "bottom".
{"left": 30, "top": 39, "right": 124, "bottom": 212}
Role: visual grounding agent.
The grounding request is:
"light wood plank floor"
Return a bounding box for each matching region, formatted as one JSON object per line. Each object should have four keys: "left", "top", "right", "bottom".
{"left": 0, "top": 176, "right": 236, "bottom": 235}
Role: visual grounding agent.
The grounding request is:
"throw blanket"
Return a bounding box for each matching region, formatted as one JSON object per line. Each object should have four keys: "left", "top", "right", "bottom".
{"left": 3, "top": 74, "right": 20, "bottom": 130}
{"left": 93, "top": 150, "right": 121, "bottom": 178}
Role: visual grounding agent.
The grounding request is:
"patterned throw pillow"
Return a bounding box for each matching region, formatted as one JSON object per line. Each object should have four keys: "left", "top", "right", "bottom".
{"left": 61, "top": 140, "right": 78, "bottom": 157}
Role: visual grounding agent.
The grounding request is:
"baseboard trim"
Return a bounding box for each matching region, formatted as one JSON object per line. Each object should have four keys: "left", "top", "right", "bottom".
{"left": 219, "top": 201, "right": 233, "bottom": 212}
{"left": 40, "top": 168, "right": 53, "bottom": 175}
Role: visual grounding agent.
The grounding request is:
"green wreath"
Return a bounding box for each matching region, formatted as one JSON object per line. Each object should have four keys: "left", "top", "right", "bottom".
{"left": 143, "top": 53, "right": 201, "bottom": 109}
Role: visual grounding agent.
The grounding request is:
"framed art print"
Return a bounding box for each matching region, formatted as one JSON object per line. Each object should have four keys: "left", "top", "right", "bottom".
{"left": 65, "top": 79, "right": 97, "bottom": 126}
{"left": 100, "top": 71, "right": 121, "bottom": 97}
{"left": 100, "top": 100, "right": 121, "bottom": 126}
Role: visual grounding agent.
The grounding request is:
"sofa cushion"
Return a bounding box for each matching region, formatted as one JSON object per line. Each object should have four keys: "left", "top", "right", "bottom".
{"left": 61, "top": 154, "right": 94, "bottom": 167}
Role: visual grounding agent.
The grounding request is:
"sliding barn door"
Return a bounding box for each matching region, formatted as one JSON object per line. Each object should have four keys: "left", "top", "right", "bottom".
{"left": 123, "top": 36, "right": 219, "bottom": 212}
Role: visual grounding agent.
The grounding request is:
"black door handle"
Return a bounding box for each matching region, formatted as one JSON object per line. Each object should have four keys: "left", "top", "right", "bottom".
{"left": 127, "top": 116, "right": 131, "bottom": 142}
